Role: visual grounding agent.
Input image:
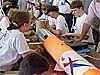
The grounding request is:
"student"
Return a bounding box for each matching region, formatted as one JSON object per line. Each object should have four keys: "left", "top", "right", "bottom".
{"left": 0, "top": 8, "right": 20, "bottom": 31}
{"left": 19, "top": 52, "right": 49, "bottom": 75}
{"left": 52, "top": 0, "right": 73, "bottom": 32}
{"left": 62, "top": 0, "right": 94, "bottom": 44}
{"left": 0, "top": 11, "right": 33, "bottom": 72}
{"left": 2, "top": 1, "right": 12, "bottom": 16}
{"left": 0, "top": 1, "right": 13, "bottom": 31}
{"left": 75, "top": 0, "right": 100, "bottom": 43}
{"left": 46, "top": 6, "right": 69, "bottom": 36}
{"left": 38, "top": 3, "right": 56, "bottom": 29}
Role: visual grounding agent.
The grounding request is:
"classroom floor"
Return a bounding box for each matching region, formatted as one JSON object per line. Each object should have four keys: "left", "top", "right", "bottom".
{"left": 88, "top": 49, "right": 100, "bottom": 69}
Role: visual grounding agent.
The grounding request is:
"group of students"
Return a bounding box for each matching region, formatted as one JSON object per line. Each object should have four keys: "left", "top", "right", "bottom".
{"left": 0, "top": 1, "right": 50, "bottom": 75}
{"left": 42, "top": 0, "right": 94, "bottom": 45}
{"left": 0, "top": 0, "right": 100, "bottom": 75}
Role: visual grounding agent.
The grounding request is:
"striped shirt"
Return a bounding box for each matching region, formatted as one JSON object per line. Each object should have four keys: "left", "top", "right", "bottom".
{"left": 85, "top": 0, "right": 100, "bottom": 25}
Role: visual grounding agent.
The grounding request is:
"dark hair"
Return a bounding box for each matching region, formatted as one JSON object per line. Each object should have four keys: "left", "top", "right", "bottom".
{"left": 46, "top": 6, "right": 59, "bottom": 14}
{"left": 70, "top": 0, "right": 84, "bottom": 10}
{"left": 7, "top": 11, "right": 30, "bottom": 30}
{"left": 19, "top": 53, "right": 49, "bottom": 75}
{"left": 2, "top": 1, "right": 12, "bottom": 16}
{"left": 0, "top": 28, "right": 2, "bottom": 31}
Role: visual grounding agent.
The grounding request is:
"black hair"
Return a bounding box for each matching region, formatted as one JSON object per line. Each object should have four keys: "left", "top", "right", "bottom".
{"left": 19, "top": 53, "right": 49, "bottom": 75}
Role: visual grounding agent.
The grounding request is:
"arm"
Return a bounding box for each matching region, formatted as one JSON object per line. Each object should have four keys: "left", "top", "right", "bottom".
{"left": 49, "top": 26, "right": 62, "bottom": 35}
{"left": 14, "top": 34, "right": 34, "bottom": 58}
{"left": 22, "top": 50, "right": 35, "bottom": 58}
{"left": 74, "top": 23, "right": 91, "bottom": 42}
{"left": 74, "top": 1, "right": 95, "bottom": 43}
{"left": 62, "top": 32, "right": 89, "bottom": 40}
{"left": 80, "top": 23, "right": 91, "bottom": 39}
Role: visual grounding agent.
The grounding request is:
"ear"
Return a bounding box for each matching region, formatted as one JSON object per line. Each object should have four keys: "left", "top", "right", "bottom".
{"left": 23, "top": 23, "right": 27, "bottom": 27}
{"left": 80, "top": 7, "right": 83, "bottom": 10}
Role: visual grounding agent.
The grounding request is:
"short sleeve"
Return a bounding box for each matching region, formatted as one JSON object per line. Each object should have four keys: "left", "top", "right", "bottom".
{"left": 14, "top": 34, "right": 30, "bottom": 54}
{"left": 56, "top": 17, "right": 65, "bottom": 31}
{"left": 85, "top": 1, "right": 96, "bottom": 25}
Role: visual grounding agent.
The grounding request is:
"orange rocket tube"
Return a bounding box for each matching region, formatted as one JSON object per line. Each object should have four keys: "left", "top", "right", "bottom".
{"left": 44, "top": 36, "right": 72, "bottom": 62}
{"left": 44, "top": 36, "right": 100, "bottom": 75}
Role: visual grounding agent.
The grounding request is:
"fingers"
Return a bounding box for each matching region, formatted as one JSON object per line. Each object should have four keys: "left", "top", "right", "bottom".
{"left": 73, "top": 39, "right": 81, "bottom": 43}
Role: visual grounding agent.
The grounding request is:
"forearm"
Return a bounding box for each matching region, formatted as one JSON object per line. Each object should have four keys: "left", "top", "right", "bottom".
{"left": 72, "top": 34, "right": 88, "bottom": 40}
{"left": 22, "top": 50, "right": 34, "bottom": 58}
{"left": 50, "top": 28, "right": 61, "bottom": 35}
{"left": 80, "top": 23, "right": 91, "bottom": 40}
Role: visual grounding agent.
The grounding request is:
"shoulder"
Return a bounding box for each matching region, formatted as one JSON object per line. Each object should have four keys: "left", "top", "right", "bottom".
{"left": 10, "top": 30, "right": 23, "bottom": 37}
{"left": 82, "top": 13, "right": 88, "bottom": 18}
{"left": 57, "top": 15, "right": 65, "bottom": 20}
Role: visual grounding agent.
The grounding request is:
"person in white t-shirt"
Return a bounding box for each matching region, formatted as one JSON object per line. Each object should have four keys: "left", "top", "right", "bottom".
{"left": 0, "top": 1, "right": 13, "bottom": 31}
{"left": 62, "top": 0, "right": 94, "bottom": 44}
{"left": 38, "top": 3, "right": 56, "bottom": 28}
{"left": 0, "top": 11, "right": 33, "bottom": 72}
{"left": 46, "top": 6, "right": 69, "bottom": 36}
{"left": 52, "top": 0, "right": 73, "bottom": 32}
{"left": 0, "top": 8, "right": 20, "bottom": 34}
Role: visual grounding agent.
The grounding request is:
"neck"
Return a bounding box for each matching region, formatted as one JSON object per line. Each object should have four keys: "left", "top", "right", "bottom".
{"left": 19, "top": 27, "right": 24, "bottom": 33}
{"left": 79, "top": 11, "right": 85, "bottom": 17}
{"left": 55, "top": 12, "right": 59, "bottom": 19}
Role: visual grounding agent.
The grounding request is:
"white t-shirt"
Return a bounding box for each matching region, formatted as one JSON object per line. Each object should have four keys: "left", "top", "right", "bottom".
{"left": 0, "top": 16, "right": 10, "bottom": 31}
{"left": 74, "top": 13, "right": 94, "bottom": 43}
{"left": 38, "top": 14, "right": 48, "bottom": 20}
{"left": 48, "top": 16, "right": 56, "bottom": 27}
{"left": 26, "top": 0, "right": 40, "bottom": 18}
{"left": 0, "top": 29, "right": 30, "bottom": 71}
{"left": 74, "top": 13, "right": 87, "bottom": 34}
{"left": 55, "top": 15, "right": 69, "bottom": 34}
{"left": 38, "top": 14, "right": 56, "bottom": 27}
{"left": 52, "top": 0, "right": 72, "bottom": 14}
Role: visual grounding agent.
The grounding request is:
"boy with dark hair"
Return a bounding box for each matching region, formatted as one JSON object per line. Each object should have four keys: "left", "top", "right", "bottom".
{"left": 19, "top": 52, "right": 49, "bottom": 75}
{"left": 62, "top": 0, "right": 94, "bottom": 45}
{"left": 74, "top": 0, "right": 100, "bottom": 43}
{"left": 46, "top": 6, "right": 69, "bottom": 36}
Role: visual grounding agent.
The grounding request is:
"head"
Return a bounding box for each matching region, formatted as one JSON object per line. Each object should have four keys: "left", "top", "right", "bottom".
{"left": 41, "top": 3, "right": 50, "bottom": 14}
{"left": 19, "top": 52, "right": 49, "bottom": 75}
{"left": 2, "top": 1, "right": 12, "bottom": 16}
{"left": 7, "top": 11, "right": 31, "bottom": 32}
{"left": 46, "top": 6, "right": 59, "bottom": 18}
{"left": 8, "top": 8, "right": 20, "bottom": 22}
{"left": 71, "top": 0, "right": 84, "bottom": 17}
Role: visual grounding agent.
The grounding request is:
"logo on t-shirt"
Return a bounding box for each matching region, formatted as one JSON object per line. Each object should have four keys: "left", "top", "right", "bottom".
{"left": 0, "top": 31, "right": 10, "bottom": 49}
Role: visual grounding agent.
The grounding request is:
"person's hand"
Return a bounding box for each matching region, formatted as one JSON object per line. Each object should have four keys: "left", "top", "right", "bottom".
{"left": 48, "top": 26, "right": 53, "bottom": 31}
{"left": 73, "top": 38, "right": 82, "bottom": 43}
{"left": 35, "top": 45, "right": 44, "bottom": 53}
{"left": 66, "top": 39, "right": 75, "bottom": 43}
{"left": 62, "top": 33, "right": 73, "bottom": 37}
